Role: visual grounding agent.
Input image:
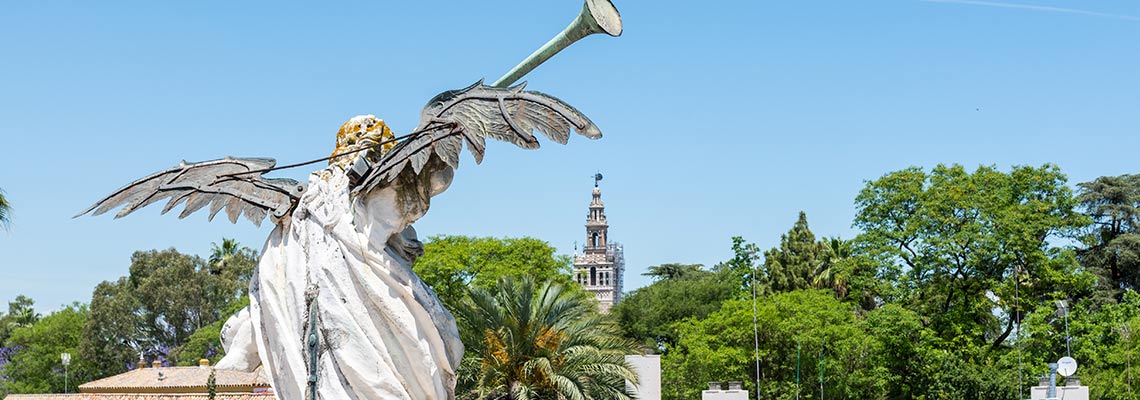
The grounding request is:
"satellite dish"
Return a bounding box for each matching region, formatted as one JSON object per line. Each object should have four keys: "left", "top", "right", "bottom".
{"left": 1057, "top": 356, "right": 1078, "bottom": 377}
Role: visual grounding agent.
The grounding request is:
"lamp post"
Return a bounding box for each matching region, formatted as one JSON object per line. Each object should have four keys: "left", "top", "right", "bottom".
{"left": 1056, "top": 300, "right": 1071, "bottom": 358}
{"left": 60, "top": 352, "right": 71, "bottom": 394}
{"left": 751, "top": 264, "right": 761, "bottom": 400}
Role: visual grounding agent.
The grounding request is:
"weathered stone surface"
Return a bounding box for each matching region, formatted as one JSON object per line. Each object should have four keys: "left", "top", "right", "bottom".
{"left": 217, "top": 168, "right": 462, "bottom": 400}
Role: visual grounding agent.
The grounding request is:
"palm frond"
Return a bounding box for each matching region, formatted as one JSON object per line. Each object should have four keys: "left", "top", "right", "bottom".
{"left": 0, "top": 187, "right": 11, "bottom": 231}
{"left": 456, "top": 276, "right": 643, "bottom": 400}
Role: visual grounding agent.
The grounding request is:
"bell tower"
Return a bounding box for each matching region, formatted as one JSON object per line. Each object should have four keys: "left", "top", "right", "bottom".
{"left": 573, "top": 173, "right": 624, "bottom": 312}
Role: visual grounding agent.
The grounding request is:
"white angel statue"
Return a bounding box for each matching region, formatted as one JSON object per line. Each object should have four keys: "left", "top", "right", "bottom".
{"left": 79, "top": 82, "right": 601, "bottom": 399}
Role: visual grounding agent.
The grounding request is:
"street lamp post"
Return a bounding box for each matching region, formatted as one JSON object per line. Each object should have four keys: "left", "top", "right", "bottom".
{"left": 60, "top": 352, "right": 71, "bottom": 394}
{"left": 1057, "top": 300, "right": 1071, "bottom": 358}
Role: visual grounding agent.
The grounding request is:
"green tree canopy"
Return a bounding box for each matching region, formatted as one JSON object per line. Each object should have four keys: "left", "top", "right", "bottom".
{"left": 724, "top": 236, "right": 761, "bottom": 294}
{"left": 1077, "top": 174, "right": 1140, "bottom": 300}
{"left": 82, "top": 277, "right": 143, "bottom": 375}
{"left": 853, "top": 164, "right": 1091, "bottom": 348}
{"left": 1, "top": 304, "right": 95, "bottom": 395}
{"left": 207, "top": 238, "right": 257, "bottom": 291}
{"left": 0, "top": 295, "right": 40, "bottom": 345}
{"left": 82, "top": 244, "right": 256, "bottom": 376}
{"left": 413, "top": 235, "right": 573, "bottom": 311}
{"left": 169, "top": 296, "right": 250, "bottom": 366}
{"left": 1019, "top": 290, "right": 1140, "bottom": 399}
{"left": 612, "top": 264, "right": 737, "bottom": 352}
{"left": 762, "top": 212, "right": 827, "bottom": 294}
{"left": 663, "top": 290, "right": 884, "bottom": 400}
{"left": 642, "top": 263, "right": 704, "bottom": 281}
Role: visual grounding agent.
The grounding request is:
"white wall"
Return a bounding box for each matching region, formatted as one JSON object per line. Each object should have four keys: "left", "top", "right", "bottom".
{"left": 625, "top": 355, "right": 661, "bottom": 400}
{"left": 1029, "top": 385, "right": 1089, "bottom": 400}
{"left": 702, "top": 390, "right": 749, "bottom": 400}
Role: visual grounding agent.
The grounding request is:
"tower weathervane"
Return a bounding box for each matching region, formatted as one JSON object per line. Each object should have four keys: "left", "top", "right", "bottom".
{"left": 594, "top": 172, "right": 603, "bottom": 187}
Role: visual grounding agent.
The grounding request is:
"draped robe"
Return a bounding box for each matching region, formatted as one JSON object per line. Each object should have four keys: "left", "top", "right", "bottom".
{"left": 217, "top": 167, "right": 463, "bottom": 400}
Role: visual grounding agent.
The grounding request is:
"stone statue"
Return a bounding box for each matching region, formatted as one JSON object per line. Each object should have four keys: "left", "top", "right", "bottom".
{"left": 78, "top": 82, "right": 602, "bottom": 399}
{"left": 79, "top": 1, "right": 623, "bottom": 396}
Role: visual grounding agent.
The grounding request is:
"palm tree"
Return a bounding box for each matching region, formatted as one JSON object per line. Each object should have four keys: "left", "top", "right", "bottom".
{"left": 813, "top": 237, "right": 851, "bottom": 297}
{"left": 208, "top": 238, "right": 240, "bottom": 275}
{"left": 6, "top": 295, "right": 39, "bottom": 329}
{"left": 0, "top": 187, "right": 11, "bottom": 232}
{"left": 456, "top": 277, "right": 641, "bottom": 400}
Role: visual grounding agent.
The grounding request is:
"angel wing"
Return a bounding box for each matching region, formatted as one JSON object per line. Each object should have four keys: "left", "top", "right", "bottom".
{"left": 355, "top": 81, "right": 602, "bottom": 193}
{"left": 77, "top": 157, "right": 306, "bottom": 227}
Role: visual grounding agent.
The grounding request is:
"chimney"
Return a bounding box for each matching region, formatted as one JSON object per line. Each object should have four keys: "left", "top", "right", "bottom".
{"left": 199, "top": 359, "right": 210, "bottom": 368}
{"left": 728, "top": 381, "right": 743, "bottom": 390}
{"left": 137, "top": 358, "right": 147, "bottom": 369}
{"left": 708, "top": 382, "right": 722, "bottom": 391}
{"left": 151, "top": 360, "right": 162, "bottom": 369}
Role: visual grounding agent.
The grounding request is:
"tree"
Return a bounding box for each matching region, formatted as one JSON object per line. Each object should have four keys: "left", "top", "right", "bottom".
{"left": 812, "top": 237, "right": 850, "bottom": 295}
{"left": 854, "top": 164, "right": 1091, "bottom": 348}
{"left": 130, "top": 249, "right": 233, "bottom": 347}
{"left": 642, "top": 263, "right": 703, "bottom": 281}
{"left": 208, "top": 238, "right": 239, "bottom": 274}
{"left": 414, "top": 235, "right": 573, "bottom": 311}
{"left": 818, "top": 237, "right": 888, "bottom": 311}
{"left": 663, "top": 290, "right": 884, "bottom": 400}
{"left": 455, "top": 277, "right": 641, "bottom": 400}
{"left": 755, "top": 215, "right": 873, "bottom": 304}
{"left": 1077, "top": 174, "right": 1140, "bottom": 299}
{"left": 6, "top": 295, "right": 40, "bottom": 329}
{"left": 612, "top": 264, "right": 737, "bottom": 351}
{"left": 861, "top": 304, "right": 945, "bottom": 399}
{"left": 725, "top": 236, "right": 761, "bottom": 294}
{"left": 761, "top": 212, "right": 830, "bottom": 294}
{"left": 82, "top": 246, "right": 256, "bottom": 376}
{"left": 0, "top": 295, "right": 40, "bottom": 345}
{"left": 207, "top": 238, "right": 257, "bottom": 297}
{"left": 1017, "top": 290, "right": 1140, "bottom": 399}
{"left": 170, "top": 296, "right": 250, "bottom": 366}
{"left": 1, "top": 304, "right": 95, "bottom": 395}
{"left": 82, "top": 277, "right": 144, "bottom": 376}
{"left": 0, "top": 187, "right": 10, "bottom": 232}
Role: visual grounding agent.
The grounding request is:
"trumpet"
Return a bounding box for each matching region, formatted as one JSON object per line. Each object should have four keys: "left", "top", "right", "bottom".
{"left": 492, "top": 0, "right": 623, "bottom": 87}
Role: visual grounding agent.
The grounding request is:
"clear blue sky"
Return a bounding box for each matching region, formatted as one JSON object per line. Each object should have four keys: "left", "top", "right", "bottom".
{"left": 2, "top": 1, "right": 1138, "bottom": 311}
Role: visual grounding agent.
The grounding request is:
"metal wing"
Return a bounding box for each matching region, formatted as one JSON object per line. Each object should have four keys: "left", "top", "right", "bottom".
{"left": 77, "top": 157, "right": 306, "bottom": 227}
{"left": 356, "top": 81, "right": 602, "bottom": 193}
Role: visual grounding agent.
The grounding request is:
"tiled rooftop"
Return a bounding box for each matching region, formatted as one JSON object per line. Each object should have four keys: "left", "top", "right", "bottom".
{"left": 77, "top": 367, "right": 270, "bottom": 394}
{"left": 4, "top": 394, "right": 273, "bottom": 400}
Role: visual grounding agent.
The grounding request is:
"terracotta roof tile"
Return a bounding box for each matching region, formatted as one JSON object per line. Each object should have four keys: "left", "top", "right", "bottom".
{"left": 4, "top": 394, "right": 273, "bottom": 400}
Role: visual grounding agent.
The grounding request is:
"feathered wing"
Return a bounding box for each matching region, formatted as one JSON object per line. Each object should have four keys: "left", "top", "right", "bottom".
{"left": 77, "top": 157, "right": 306, "bottom": 227}
{"left": 356, "top": 82, "right": 602, "bottom": 193}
